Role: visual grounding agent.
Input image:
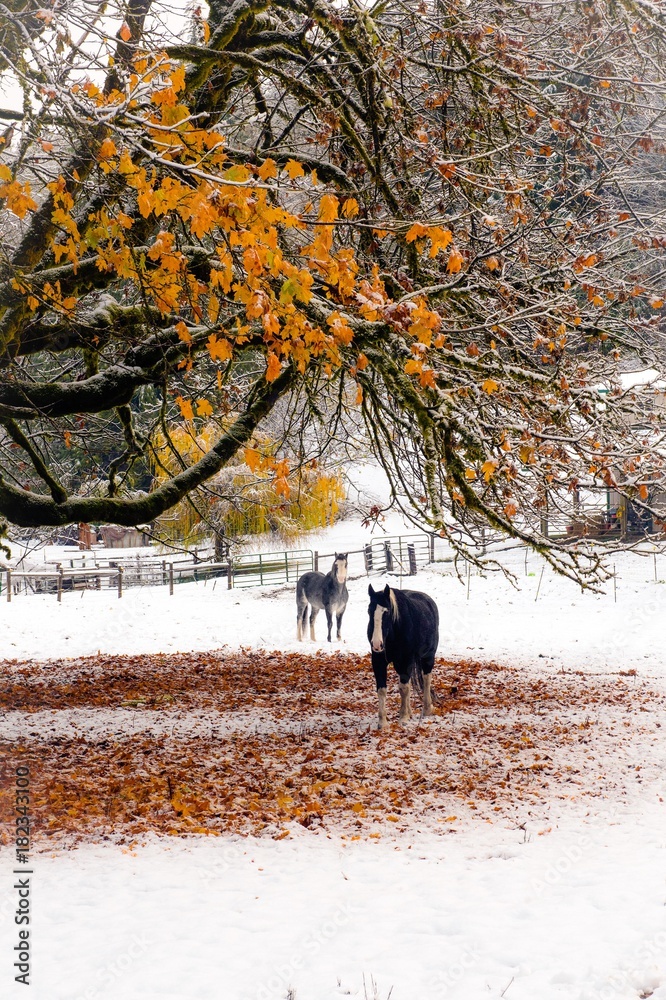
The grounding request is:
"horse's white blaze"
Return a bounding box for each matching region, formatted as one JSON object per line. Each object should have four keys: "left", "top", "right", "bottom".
{"left": 334, "top": 557, "right": 347, "bottom": 584}
{"left": 371, "top": 605, "right": 386, "bottom": 651}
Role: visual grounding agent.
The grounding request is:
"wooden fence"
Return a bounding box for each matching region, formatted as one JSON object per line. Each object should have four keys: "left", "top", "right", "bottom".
{"left": 2, "top": 533, "right": 445, "bottom": 601}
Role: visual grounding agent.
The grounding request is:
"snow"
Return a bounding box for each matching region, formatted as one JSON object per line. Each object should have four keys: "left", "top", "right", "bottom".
{"left": 2, "top": 811, "right": 666, "bottom": 1000}
{"left": 2, "top": 537, "right": 666, "bottom": 677}
{"left": 2, "top": 511, "right": 666, "bottom": 1000}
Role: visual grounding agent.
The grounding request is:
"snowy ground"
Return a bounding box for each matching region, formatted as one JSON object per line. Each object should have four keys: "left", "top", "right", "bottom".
{"left": 2, "top": 513, "right": 666, "bottom": 1000}
{"left": 2, "top": 529, "right": 666, "bottom": 678}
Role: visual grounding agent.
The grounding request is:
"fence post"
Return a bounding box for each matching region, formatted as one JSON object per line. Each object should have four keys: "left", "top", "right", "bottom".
{"left": 259, "top": 552, "right": 264, "bottom": 586}
{"left": 314, "top": 550, "right": 319, "bottom": 572}
{"left": 57, "top": 565, "right": 63, "bottom": 603}
{"left": 285, "top": 551, "right": 289, "bottom": 582}
{"left": 429, "top": 533, "right": 435, "bottom": 563}
{"left": 408, "top": 544, "right": 417, "bottom": 576}
{"left": 118, "top": 565, "right": 123, "bottom": 599}
{"left": 364, "top": 544, "right": 373, "bottom": 574}
{"left": 162, "top": 560, "right": 167, "bottom": 586}
{"left": 6, "top": 569, "right": 11, "bottom": 602}
{"left": 227, "top": 561, "right": 233, "bottom": 590}
{"left": 169, "top": 563, "right": 174, "bottom": 596}
{"left": 384, "top": 543, "right": 394, "bottom": 573}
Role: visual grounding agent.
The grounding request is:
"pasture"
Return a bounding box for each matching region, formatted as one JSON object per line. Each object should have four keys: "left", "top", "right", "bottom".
{"left": 1, "top": 532, "right": 666, "bottom": 999}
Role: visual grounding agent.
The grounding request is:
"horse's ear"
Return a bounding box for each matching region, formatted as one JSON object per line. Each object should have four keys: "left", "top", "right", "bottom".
{"left": 383, "top": 584, "right": 391, "bottom": 597}
{"left": 368, "top": 584, "right": 375, "bottom": 597}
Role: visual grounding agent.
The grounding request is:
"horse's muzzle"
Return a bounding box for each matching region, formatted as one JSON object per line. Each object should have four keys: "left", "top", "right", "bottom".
{"left": 371, "top": 640, "right": 384, "bottom": 652}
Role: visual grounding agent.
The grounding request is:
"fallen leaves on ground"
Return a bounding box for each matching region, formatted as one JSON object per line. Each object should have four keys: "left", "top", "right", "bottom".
{"left": 0, "top": 650, "right": 663, "bottom": 847}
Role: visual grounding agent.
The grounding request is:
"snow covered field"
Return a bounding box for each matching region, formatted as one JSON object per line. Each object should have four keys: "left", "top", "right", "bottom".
{"left": 2, "top": 528, "right": 666, "bottom": 678}
{"left": 2, "top": 514, "right": 666, "bottom": 1000}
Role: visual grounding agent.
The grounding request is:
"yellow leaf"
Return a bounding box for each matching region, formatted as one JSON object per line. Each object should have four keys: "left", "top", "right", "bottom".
{"left": 405, "top": 359, "right": 423, "bottom": 375}
{"left": 283, "top": 159, "right": 305, "bottom": 180}
{"left": 318, "top": 194, "right": 339, "bottom": 223}
{"left": 481, "top": 459, "right": 498, "bottom": 482}
{"left": 481, "top": 378, "right": 499, "bottom": 394}
{"left": 465, "top": 468, "right": 477, "bottom": 480}
{"left": 207, "top": 334, "right": 233, "bottom": 362}
{"left": 257, "top": 158, "right": 277, "bottom": 181}
{"left": 196, "top": 398, "right": 213, "bottom": 417}
{"left": 176, "top": 321, "right": 191, "bottom": 344}
{"left": 428, "top": 226, "right": 453, "bottom": 257}
{"left": 98, "top": 138, "right": 117, "bottom": 160}
{"left": 341, "top": 197, "right": 359, "bottom": 219}
{"left": 176, "top": 396, "right": 194, "bottom": 421}
{"left": 406, "top": 223, "right": 428, "bottom": 242}
{"left": 266, "top": 352, "right": 281, "bottom": 381}
{"left": 447, "top": 247, "right": 464, "bottom": 273}
{"left": 244, "top": 448, "right": 262, "bottom": 473}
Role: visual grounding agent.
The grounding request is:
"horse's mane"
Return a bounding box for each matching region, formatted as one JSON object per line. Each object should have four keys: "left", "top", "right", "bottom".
{"left": 388, "top": 588, "right": 400, "bottom": 622}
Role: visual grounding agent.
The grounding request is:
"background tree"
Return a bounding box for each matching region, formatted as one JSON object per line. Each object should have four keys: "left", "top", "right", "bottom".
{"left": 0, "top": 0, "right": 665, "bottom": 584}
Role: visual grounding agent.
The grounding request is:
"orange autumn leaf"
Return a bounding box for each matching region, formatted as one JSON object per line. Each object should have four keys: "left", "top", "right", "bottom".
{"left": 265, "top": 352, "right": 282, "bottom": 381}
{"left": 481, "top": 459, "right": 499, "bottom": 481}
{"left": 244, "top": 447, "right": 261, "bottom": 472}
{"left": 318, "top": 194, "right": 339, "bottom": 223}
{"left": 176, "top": 321, "right": 192, "bottom": 345}
{"left": 196, "top": 398, "right": 214, "bottom": 417}
{"left": 481, "top": 378, "right": 499, "bottom": 394}
{"left": 283, "top": 159, "right": 305, "bottom": 179}
{"left": 207, "top": 335, "right": 233, "bottom": 363}
{"left": 446, "top": 247, "right": 464, "bottom": 273}
{"left": 176, "top": 396, "right": 194, "bottom": 421}
{"left": 119, "top": 21, "right": 131, "bottom": 41}
{"left": 341, "top": 197, "right": 360, "bottom": 219}
{"left": 405, "top": 223, "right": 428, "bottom": 242}
{"left": 257, "top": 158, "right": 277, "bottom": 181}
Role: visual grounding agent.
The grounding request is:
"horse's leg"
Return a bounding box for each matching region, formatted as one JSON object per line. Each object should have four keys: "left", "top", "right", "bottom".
{"left": 336, "top": 608, "right": 345, "bottom": 641}
{"left": 372, "top": 653, "right": 388, "bottom": 730}
{"left": 422, "top": 671, "right": 434, "bottom": 718}
{"left": 325, "top": 606, "right": 333, "bottom": 642}
{"left": 309, "top": 607, "right": 319, "bottom": 641}
{"left": 398, "top": 669, "right": 412, "bottom": 723}
{"left": 296, "top": 601, "right": 306, "bottom": 641}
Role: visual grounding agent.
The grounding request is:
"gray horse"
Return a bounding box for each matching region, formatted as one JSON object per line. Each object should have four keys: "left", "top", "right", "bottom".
{"left": 296, "top": 553, "right": 348, "bottom": 642}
